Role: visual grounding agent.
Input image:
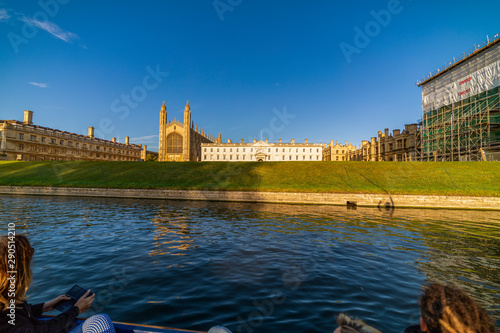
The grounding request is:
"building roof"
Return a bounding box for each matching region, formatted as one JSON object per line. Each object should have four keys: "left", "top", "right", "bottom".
{"left": 1, "top": 119, "right": 141, "bottom": 148}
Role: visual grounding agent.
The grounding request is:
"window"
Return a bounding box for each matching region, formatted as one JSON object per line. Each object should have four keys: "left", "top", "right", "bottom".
{"left": 296, "top": 156, "right": 298, "bottom": 160}
{"left": 51, "top": 138, "right": 56, "bottom": 144}
{"left": 236, "top": 148, "right": 239, "bottom": 152}
{"left": 303, "top": 148, "right": 305, "bottom": 152}
{"left": 217, "top": 155, "right": 220, "bottom": 160}
{"left": 289, "top": 156, "right": 292, "bottom": 160}
{"left": 317, "top": 156, "right": 320, "bottom": 160}
{"left": 41, "top": 147, "right": 46, "bottom": 152}
{"left": 230, "top": 148, "right": 232, "bottom": 152}
{"left": 76, "top": 143, "right": 79, "bottom": 148}
{"left": 217, "top": 148, "right": 220, "bottom": 152}
{"left": 167, "top": 133, "right": 183, "bottom": 154}
{"left": 316, "top": 149, "right": 319, "bottom": 153}
{"left": 60, "top": 140, "right": 64, "bottom": 145}
{"left": 41, "top": 137, "right": 46, "bottom": 143}
{"left": 243, "top": 155, "right": 245, "bottom": 160}
{"left": 19, "top": 133, "right": 24, "bottom": 139}
{"left": 68, "top": 141, "right": 73, "bottom": 146}
{"left": 30, "top": 135, "right": 36, "bottom": 141}
{"left": 336, "top": 150, "right": 339, "bottom": 154}
{"left": 296, "top": 148, "right": 298, "bottom": 152}
{"left": 211, "top": 148, "right": 213, "bottom": 152}
{"left": 276, "top": 148, "right": 278, "bottom": 152}
{"left": 29, "top": 145, "right": 36, "bottom": 151}
{"left": 243, "top": 148, "right": 245, "bottom": 152}
{"left": 96, "top": 146, "right": 100, "bottom": 151}
{"left": 336, "top": 156, "right": 339, "bottom": 160}
{"left": 204, "top": 148, "right": 207, "bottom": 152}
{"left": 230, "top": 155, "right": 232, "bottom": 160}
{"left": 204, "top": 155, "right": 207, "bottom": 160}
{"left": 18, "top": 144, "right": 24, "bottom": 150}
{"left": 236, "top": 155, "right": 239, "bottom": 160}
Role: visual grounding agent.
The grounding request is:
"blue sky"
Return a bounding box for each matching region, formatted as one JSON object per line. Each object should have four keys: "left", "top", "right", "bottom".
{"left": 1, "top": 0, "right": 499, "bottom": 151}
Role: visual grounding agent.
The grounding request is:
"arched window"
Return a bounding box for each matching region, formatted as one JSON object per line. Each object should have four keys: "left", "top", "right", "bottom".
{"left": 167, "top": 133, "right": 183, "bottom": 154}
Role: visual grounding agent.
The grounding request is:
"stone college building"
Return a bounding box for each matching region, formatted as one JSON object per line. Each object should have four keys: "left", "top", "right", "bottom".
{"left": 158, "top": 101, "right": 217, "bottom": 161}
{"left": 0, "top": 110, "right": 143, "bottom": 161}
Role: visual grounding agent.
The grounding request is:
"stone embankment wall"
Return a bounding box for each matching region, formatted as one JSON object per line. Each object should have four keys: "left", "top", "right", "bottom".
{"left": 0, "top": 186, "right": 499, "bottom": 210}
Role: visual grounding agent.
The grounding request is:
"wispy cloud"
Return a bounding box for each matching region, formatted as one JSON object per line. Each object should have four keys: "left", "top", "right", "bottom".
{"left": 28, "top": 82, "right": 49, "bottom": 88}
{"left": 0, "top": 8, "right": 11, "bottom": 21}
{"left": 20, "top": 16, "right": 78, "bottom": 43}
{"left": 131, "top": 135, "right": 159, "bottom": 143}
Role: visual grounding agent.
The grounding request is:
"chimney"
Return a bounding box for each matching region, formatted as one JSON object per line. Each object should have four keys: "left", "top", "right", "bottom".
{"left": 265, "top": 138, "right": 268, "bottom": 143}
{"left": 393, "top": 129, "right": 401, "bottom": 136}
{"left": 241, "top": 138, "right": 244, "bottom": 144}
{"left": 254, "top": 139, "right": 257, "bottom": 143}
{"left": 141, "top": 145, "right": 147, "bottom": 160}
{"left": 330, "top": 140, "right": 334, "bottom": 147}
{"left": 291, "top": 139, "right": 295, "bottom": 144}
{"left": 305, "top": 138, "right": 308, "bottom": 144}
{"left": 278, "top": 139, "right": 282, "bottom": 144}
{"left": 112, "top": 137, "right": 116, "bottom": 143}
{"left": 125, "top": 136, "right": 130, "bottom": 145}
{"left": 228, "top": 139, "right": 232, "bottom": 143}
{"left": 88, "top": 127, "right": 95, "bottom": 138}
{"left": 24, "top": 110, "right": 33, "bottom": 125}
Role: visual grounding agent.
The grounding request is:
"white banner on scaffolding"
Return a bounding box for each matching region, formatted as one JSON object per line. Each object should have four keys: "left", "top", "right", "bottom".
{"left": 423, "top": 59, "right": 500, "bottom": 110}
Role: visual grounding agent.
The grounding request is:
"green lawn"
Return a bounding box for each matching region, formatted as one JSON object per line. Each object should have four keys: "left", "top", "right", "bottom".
{"left": 0, "top": 161, "right": 499, "bottom": 196}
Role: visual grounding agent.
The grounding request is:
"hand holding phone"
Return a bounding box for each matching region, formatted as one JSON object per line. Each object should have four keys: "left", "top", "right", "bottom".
{"left": 54, "top": 285, "right": 94, "bottom": 312}
{"left": 74, "top": 289, "right": 95, "bottom": 314}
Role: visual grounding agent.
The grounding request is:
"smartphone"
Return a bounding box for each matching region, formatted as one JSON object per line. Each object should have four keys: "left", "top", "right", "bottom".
{"left": 54, "top": 285, "right": 93, "bottom": 312}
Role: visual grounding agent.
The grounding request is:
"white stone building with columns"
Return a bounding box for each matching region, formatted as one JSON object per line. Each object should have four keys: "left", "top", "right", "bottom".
{"left": 201, "top": 138, "right": 323, "bottom": 162}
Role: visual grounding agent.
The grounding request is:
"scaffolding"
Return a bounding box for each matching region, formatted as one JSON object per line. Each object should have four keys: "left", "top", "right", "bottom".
{"left": 418, "top": 34, "right": 500, "bottom": 161}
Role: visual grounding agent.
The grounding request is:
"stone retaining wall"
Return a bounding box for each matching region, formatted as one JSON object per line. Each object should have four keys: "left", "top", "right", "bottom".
{"left": 0, "top": 186, "right": 499, "bottom": 210}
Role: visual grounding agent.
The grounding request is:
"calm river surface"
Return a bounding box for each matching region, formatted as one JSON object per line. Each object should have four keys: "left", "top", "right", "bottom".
{"left": 1, "top": 195, "right": 499, "bottom": 333}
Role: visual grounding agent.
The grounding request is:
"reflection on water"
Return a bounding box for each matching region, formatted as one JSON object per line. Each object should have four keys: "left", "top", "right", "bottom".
{"left": 150, "top": 211, "right": 195, "bottom": 258}
{"left": 0, "top": 195, "right": 499, "bottom": 333}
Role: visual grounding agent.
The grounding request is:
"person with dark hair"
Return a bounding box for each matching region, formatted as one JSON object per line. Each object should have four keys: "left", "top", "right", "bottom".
{"left": 0, "top": 234, "right": 115, "bottom": 333}
{"left": 334, "top": 313, "right": 382, "bottom": 333}
{"left": 406, "top": 282, "right": 495, "bottom": 333}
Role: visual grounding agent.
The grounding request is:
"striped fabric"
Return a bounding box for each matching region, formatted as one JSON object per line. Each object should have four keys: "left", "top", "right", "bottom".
{"left": 69, "top": 314, "right": 116, "bottom": 333}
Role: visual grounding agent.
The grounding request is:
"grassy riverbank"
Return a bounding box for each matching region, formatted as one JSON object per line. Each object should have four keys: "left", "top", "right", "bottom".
{"left": 0, "top": 161, "right": 498, "bottom": 196}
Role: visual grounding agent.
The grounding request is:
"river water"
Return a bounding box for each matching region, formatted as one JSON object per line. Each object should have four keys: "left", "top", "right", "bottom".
{"left": 1, "top": 195, "right": 499, "bottom": 333}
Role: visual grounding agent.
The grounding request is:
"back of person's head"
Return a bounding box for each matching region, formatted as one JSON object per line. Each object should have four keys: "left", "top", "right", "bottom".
{"left": 420, "top": 282, "right": 495, "bottom": 333}
{"left": 335, "top": 313, "right": 382, "bottom": 333}
{"left": 0, "top": 234, "right": 34, "bottom": 311}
